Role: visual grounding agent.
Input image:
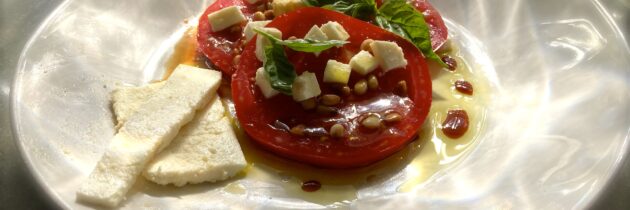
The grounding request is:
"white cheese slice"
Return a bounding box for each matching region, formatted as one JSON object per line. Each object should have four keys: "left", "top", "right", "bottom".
{"left": 255, "top": 67, "right": 280, "bottom": 98}
{"left": 370, "top": 40, "right": 408, "bottom": 72}
{"left": 323, "top": 60, "right": 351, "bottom": 84}
{"left": 77, "top": 65, "right": 222, "bottom": 207}
{"left": 292, "top": 71, "right": 321, "bottom": 101}
{"left": 111, "top": 82, "right": 165, "bottom": 129}
{"left": 320, "top": 21, "right": 350, "bottom": 41}
{"left": 244, "top": 20, "right": 271, "bottom": 42}
{"left": 111, "top": 83, "right": 247, "bottom": 187}
{"left": 207, "top": 6, "right": 247, "bottom": 32}
{"left": 255, "top": 27, "right": 282, "bottom": 61}
{"left": 304, "top": 25, "right": 329, "bottom": 56}
{"left": 143, "top": 96, "right": 246, "bottom": 186}
{"left": 272, "top": 0, "right": 306, "bottom": 16}
{"left": 349, "top": 50, "right": 378, "bottom": 75}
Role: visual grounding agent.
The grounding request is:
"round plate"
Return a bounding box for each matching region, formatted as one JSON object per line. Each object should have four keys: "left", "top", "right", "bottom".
{"left": 11, "top": 0, "right": 630, "bottom": 209}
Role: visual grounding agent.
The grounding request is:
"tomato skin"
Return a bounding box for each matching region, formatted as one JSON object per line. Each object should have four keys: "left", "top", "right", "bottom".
{"left": 376, "top": 0, "right": 448, "bottom": 50}
{"left": 231, "top": 8, "right": 432, "bottom": 168}
{"left": 197, "top": 0, "right": 265, "bottom": 75}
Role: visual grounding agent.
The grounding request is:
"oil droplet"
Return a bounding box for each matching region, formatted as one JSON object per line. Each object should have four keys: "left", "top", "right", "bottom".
{"left": 301, "top": 180, "right": 322, "bottom": 192}
{"left": 224, "top": 183, "right": 246, "bottom": 195}
{"left": 442, "top": 109, "right": 469, "bottom": 139}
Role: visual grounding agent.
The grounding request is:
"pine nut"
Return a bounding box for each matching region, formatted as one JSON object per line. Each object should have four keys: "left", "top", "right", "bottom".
{"left": 290, "top": 124, "right": 306, "bottom": 136}
{"left": 354, "top": 79, "right": 368, "bottom": 95}
{"left": 321, "top": 94, "right": 341, "bottom": 106}
{"left": 361, "top": 114, "right": 381, "bottom": 129}
{"left": 329, "top": 124, "right": 345, "bottom": 138}
{"left": 367, "top": 75, "right": 379, "bottom": 90}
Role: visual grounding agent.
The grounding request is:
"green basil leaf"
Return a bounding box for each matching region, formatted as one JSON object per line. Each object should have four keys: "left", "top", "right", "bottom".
{"left": 254, "top": 28, "right": 347, "bottom": 53}
{"left": 264, "top": 41, "right": 296, "bottom": 95}
{"left": 281, "top": 39, "right": 347, "bottom": 52}
{"left": 304, "top": 0, "right": 376, "bottom": 20}
{"left": 377, "top": 0, "right": 445, "bottom": 66}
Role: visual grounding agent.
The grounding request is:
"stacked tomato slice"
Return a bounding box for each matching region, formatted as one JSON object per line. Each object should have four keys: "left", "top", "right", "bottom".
{"left": 197, "top": 0, "right": 448, "bottom": 168}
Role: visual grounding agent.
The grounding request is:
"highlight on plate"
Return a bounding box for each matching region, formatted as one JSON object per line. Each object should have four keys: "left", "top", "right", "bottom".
{"left": 77, "top": 0, "right": 486, "bottom": 207}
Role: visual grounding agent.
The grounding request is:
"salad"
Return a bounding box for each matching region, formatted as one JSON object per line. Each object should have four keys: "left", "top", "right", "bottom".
{"left": 200, "top": 0, "right": 454, "bottom": 168}
{"left": 77, "top": 0, "right": 484, "bottom": 207}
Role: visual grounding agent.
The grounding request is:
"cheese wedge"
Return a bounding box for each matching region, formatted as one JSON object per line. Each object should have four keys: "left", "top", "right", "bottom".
{"left": 112, "top": 84, "right": 246, "bottom": 187}
{"left": 77, "top": 65, "right": 221, "bottom": 207}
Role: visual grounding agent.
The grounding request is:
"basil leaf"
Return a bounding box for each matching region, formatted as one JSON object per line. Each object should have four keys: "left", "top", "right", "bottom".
{"left": 264, "top": 41, "right": 296, "bottom": 95}
{"left": 303, "top": 0, "right": 376, "bottom": 20}
{"left": 281, "top": 39, "right": 347, "bottom": 52}
{"left": 377, "top": 0, "right": 445, "bottom": 65}
{"left": 254, "top": 28, "right": 347, "bottom": 53}
{"left": 323, "top": 0, "right": 377, "bottom": 20}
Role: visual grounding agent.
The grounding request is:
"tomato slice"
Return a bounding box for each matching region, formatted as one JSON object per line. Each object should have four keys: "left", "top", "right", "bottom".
{"left": 231, "top": 8, "right": 432, "bottom": 168}
{"left": 197, "top": 0, "right": 265, "bottom": 75}
{"left": 376, "top": 0, "right": 448, "bottom": 50}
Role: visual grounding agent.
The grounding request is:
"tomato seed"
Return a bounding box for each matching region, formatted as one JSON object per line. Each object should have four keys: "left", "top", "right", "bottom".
{"left": 361, "top": 114, "right": 382, "bottom": 129}
{"left": 329, "top": 124, "right": 345, "bottom": 138}
{"left": 384, "top": 112, "right": 402, "bottom": 123}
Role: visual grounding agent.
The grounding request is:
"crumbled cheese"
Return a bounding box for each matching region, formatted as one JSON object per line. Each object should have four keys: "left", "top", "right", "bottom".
{"left": 323, "top": 60, "right": 351, "bottom": 84}
{"left": 370, "top": 40, "right": 408, "bottom": 72}
{"left": 244, "top": 20, "right": 271, "bottom": 42}
{"left": 292, "top": 71, "right": 321, "bottom": 101}
{"left": 255, "top": 67, "right": 280, "bottom": 98}
{"left": 255, "top": 27, "right": 283, "bottom": 61}
{"left": 207, "top": 6, "right": 246, "bottom": 32}
{"left": 349, "top": 50, "right": 378, "bottom": 75}
{"left": 320, "top": 21, "right": 350, "bottom": 41}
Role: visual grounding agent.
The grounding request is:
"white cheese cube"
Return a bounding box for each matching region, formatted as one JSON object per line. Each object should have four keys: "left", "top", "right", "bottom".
{"left": 272, "top": 0, "right": 306, "bottom": 16}
{"left": 244, "top": 20, "right": 271, "bottom": 42}
{"left": 349, "top": 50, "right": 378, "bottom": 75}
{"left": 304, "top": 25, "right": 329, "bottom": 56}
{"left": 320, "top": 21, "right": 350, "bottom": 41}
{"left": 292, "top": 71, "right": 321, "bottom": 101}
{"left": 246, "top": 0, "right": 261, "bottom": 4}
{"left": 255, "top": 67, "right": 280, "bottom": 98}
{"left": 370, "top": 40, "right": 408, "bottom": 72}
{"left": 255, "top": 27, "right": 283, "bottom": 61}
{"left": 323, "top": 60, "right": 351, "bottom": 84}
{"left": 207, "top": 6, "right": 247, "bottom": 32}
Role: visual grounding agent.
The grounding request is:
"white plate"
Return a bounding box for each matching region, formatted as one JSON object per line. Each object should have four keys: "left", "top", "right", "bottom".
{"left": 11, "top": 0, "right": 630, "bottom": 209}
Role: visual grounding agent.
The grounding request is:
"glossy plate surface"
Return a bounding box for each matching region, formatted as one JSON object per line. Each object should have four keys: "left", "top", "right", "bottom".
{"left": 10, "top": 0, "right": 630, "bottom": 209}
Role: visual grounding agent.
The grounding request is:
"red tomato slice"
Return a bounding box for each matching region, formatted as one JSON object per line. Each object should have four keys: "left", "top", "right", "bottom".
{"left": 231, "top": 8, "right": 432, "bottom": 168}
{"left": 376, "top": 0, "right": 448, "bottom": 50}
{"left": 197, "top": 0, "right": 265, "bottom": 75}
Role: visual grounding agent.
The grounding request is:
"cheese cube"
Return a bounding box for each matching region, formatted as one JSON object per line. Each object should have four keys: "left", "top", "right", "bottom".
{"left": 255, "top": 67, "right": 280, "bottom": 98}
{"left": 244, "top": 20, "right": 271, "bottom": 42}
{"left": 323, "top": 60, "right": 351, "bottom": 84}
{"left": 304, "top": 25, "right": 329, "bottom": 56}
{"left": 292, "top": 71, "right": 321, "bottom": 101}
{"left": 207, "top": 6, "right": 247, "bottom": 32}
{"left": 272, "top": 0, "right": 306, "bottom": 16}
{"left": 349, "top": 50, "right": 378, "bottom": 75}
{"left": 370, "top": 40, "right": 408, "bottom": 72}
{"left": 255, "top": 27, "right": 283, "bottom": 61}
{"left": 320, "top": 21, "right": 350, "bottom": 41}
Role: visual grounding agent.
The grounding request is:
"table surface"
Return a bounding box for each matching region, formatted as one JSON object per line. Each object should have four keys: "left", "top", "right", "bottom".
{"left": 1, "top": 0, "right": 628, "bottom": 209}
